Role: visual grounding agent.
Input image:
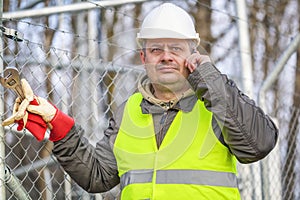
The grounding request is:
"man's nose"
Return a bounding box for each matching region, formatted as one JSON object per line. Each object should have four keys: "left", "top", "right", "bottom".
{"left": 161, "top": 50, "right": 173, "bottom": 63}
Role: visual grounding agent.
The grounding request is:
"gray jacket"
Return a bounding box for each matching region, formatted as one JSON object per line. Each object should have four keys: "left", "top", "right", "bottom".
{"left": 53, "top": 62, "right": 278, "bottom": 193}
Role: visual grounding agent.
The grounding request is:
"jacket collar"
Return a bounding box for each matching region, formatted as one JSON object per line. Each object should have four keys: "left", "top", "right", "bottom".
{"left": 137, "top": 75, "right": 197, "bottom": 114}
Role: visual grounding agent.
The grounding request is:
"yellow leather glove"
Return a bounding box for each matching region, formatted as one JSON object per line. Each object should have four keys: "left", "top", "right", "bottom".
{"left": 27, "top": 96, "right": 57, "bottom": 125}
{"left": 2, "top": 97, "right": 29, "bottom": 127}
{"left": 2, "top": 79, "right": 35, "bottom": 126}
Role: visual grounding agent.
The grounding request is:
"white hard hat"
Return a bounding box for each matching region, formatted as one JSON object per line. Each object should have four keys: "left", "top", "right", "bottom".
{"left": 137, "top": 3, "right": 200, "bottom": 47}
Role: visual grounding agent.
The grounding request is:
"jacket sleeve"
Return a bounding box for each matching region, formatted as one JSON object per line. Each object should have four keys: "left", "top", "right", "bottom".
{"left": 52, "top": 119, "right": 120, "bottom": 193}
{"left": 187, "top": 62, "right": 278, "bottom": 163}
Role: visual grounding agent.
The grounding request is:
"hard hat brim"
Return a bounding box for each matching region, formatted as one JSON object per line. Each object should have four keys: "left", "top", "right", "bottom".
{"left": 136, "top": 28, "right": 200, "bottom": 48}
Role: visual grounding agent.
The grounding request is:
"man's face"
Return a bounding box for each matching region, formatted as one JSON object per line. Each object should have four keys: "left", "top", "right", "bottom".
{"left": 140, "top": 38, "right": 192, "bottom": 91}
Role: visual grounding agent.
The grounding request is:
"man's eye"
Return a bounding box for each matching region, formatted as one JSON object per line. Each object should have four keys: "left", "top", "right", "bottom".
{"left": 171, "top": 47, "right": 182, "bottom": 51}
{"left": 151, "top": 48, "right": 163, "bottom": 53}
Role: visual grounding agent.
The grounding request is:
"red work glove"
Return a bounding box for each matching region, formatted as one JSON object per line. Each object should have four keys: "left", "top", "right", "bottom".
{"left": 2, "top": 79, "right": 74, "bottom": 141}
{"left": 16, "top": 99, "right": 48, "bottom": 141}
{"left": 27, "top": 96, "right": 75, "bottom": 142}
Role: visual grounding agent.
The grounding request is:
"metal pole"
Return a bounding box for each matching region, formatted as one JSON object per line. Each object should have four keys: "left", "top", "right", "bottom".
{"left": 235, "top": 1, "right": 262, "bottom": 200}
{"left": 13, "top": 156, "right": 57, "bottom": 177}
{"left": 258, "top": 33, "right": 300, "bottom": 200}
{"left": 88, "top": 9, "right": 103, "bottom": 200}
{"left": 0, "top": 0, "right": 6, "bottom": 199}
{"left": 236, "top": 0, "right": 254, "bottom": 96}
{"left": 2, "top": 0, "right": 147, "bottom": 19}
{"left": 4, "top": 166, "right": 31, "bottom": 200}
{"left": 258, "top": 33, "right": 300, "bottom": 107}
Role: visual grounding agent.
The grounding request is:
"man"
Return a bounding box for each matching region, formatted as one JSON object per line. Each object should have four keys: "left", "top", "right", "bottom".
{"left": 3, "top": 3, "right": 278, "bottom": 200}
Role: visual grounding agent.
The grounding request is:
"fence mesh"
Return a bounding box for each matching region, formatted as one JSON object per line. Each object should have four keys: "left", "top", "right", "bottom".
{"left": 1, "top": 34, "right": 145, "bottom": 199}
{"left": 0, "top": 1, "right": 299, "bottom": 200}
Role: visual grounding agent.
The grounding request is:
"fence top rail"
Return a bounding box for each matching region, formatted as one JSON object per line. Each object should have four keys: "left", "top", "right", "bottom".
{"left": 2, "top": 0, "right": 147, "bottom": 19}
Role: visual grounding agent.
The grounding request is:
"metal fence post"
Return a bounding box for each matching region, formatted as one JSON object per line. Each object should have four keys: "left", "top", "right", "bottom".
{"left": 235, "top": 1, "right": 262, "bottom": 200}
{"left": 5, "top": 166, "right": 31, "bottom": 200}
{"left": 258, "top": 33, "right": 300, "bottom": 200}
{"left": 0, "top": 0, "right": 7, "bottom": 199}
{"left": 0, "top": 0, "right": 6, "bottom": 200}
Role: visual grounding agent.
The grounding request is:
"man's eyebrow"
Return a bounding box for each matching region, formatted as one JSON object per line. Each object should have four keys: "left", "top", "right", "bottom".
{"left": 168, "top": 43, "right": 184, "bottom": 46}
{"left": 147, "top": 43, "right": 163, "bottom": 47}
{"left": 147, "top": 43, "right": 185, "bottom": 47}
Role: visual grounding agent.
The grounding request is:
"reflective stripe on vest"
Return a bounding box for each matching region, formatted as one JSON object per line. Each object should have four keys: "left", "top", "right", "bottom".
{"left": 120, "top": 169, "right": 238, "bottom": 190}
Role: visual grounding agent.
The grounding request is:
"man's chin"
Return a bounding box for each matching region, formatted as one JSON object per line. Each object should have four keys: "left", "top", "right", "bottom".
{"left": 158, "top": 78, "right": 181, "bottom": 85}
{"left": 156, "top": 77, "right": 188, "bottom": 88}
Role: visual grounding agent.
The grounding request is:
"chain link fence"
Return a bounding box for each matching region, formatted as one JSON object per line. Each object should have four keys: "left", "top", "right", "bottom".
{"left": 1, "top": 28, "right": 145, "bottom": 199}
{"left": 0, "top": 1, "right": 299, "bottom": 200}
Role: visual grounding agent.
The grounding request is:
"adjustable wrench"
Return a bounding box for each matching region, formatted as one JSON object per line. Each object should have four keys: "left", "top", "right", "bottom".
{"left": 0, "top": 67, "right": 25, "bottom": 100}
{"left": 0, "top": 67, "right": 47, "bottom": 133}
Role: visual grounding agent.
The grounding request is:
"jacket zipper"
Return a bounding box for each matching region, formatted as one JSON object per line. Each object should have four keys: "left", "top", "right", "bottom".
{"left": 160, "top": 111, "right": 168, "bottom": 125}
{"left": 157, "top": 101, "right": 172, "bottom": 149}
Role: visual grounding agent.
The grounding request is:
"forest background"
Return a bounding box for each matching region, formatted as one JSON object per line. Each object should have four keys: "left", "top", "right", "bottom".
{"left": 0, "top": 0, "right": 299, "bottom": 199}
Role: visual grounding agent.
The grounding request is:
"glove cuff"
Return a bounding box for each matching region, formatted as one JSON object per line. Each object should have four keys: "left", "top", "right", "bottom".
{"left": 49, "top": 109, "right": 74, "bottom": 142}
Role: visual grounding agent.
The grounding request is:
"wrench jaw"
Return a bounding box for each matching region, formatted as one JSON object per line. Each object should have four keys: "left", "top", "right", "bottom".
{"left": 0, "top": 76, "right": 6, "bottom": 88}
{"left": 0, "top": 67, "right": 25, "bottom": 100}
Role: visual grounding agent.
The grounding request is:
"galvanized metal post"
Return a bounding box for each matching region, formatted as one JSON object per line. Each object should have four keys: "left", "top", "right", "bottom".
{"left": 0, "top": 0, "right": 6, "bottom": 199}
{"left": 0, "top": 0, "right": 6, "bottom": 200}
{"left": 3, "top": 0, "right": 147, "bottom": 19}
{"left": 235, "top": 1, "right": 262, "bottom": 200}
{"left": 236, "top": 0, "right": 254, "bottom": 96}
{"left": 258, "top": 33, "right": 300, "bottom": 200}
{"left": 5, "top": 166, "right": 31, "bottom": 200}
{"left": 259, "top": 33, "right": 300, "bottom": 104}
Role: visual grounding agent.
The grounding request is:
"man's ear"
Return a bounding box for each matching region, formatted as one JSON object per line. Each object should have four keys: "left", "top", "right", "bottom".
{"left": 140, "top": 50, "right": 146, "bottom": 64}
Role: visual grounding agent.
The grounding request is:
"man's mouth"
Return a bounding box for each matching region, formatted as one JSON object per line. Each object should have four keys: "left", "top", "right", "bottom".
{"left": 157, "top": 64, "right": 178, "bottom": 72}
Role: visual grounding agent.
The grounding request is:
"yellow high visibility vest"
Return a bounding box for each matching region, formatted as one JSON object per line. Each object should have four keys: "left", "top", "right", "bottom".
{"left": 114, "top": 93, "right": 240, "bottom": 200}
